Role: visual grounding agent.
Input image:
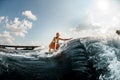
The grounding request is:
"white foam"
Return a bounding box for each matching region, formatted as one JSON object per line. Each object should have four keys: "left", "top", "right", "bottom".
{"left": 99, "top": 44, "right": 120, "bottom": 80}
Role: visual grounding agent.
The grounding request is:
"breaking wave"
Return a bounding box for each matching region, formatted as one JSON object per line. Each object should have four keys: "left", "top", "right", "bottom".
{"left": 0, "top": 37, "right": 120, "bottom": 80}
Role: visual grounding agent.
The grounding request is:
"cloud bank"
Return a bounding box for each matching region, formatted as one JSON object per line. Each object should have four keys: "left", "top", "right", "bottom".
{"left": 5, "top": 17, "right": 32, "bottom": 37}
{"left": 69, "top": 12, "right": 120, "bottom": 39}
{"left": 0, "top": 10, "right": 37, "bottom": 44}
{"left": 68, "top": 0, "right": 120, "bottom": 39}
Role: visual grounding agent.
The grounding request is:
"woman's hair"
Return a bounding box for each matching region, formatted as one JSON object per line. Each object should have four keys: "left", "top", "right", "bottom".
{"left": 56, "top": 32, "right": 60, "bottom": 36}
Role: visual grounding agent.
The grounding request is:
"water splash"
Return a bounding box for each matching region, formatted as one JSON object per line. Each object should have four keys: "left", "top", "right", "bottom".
{"left": 0, "top": 37, "right": 120, "bottom": 80}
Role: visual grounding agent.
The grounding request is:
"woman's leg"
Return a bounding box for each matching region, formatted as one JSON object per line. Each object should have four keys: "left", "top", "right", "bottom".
{"left": 56, "top": 44, "right": 60, "bottom": 50}
{"left": 49, "top": 42, "right": 56, "bottom": 52}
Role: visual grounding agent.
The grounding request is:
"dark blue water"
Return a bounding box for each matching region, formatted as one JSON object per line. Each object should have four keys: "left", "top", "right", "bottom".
{"left": 0, "top": 37, "right": 120, "bottom": 80}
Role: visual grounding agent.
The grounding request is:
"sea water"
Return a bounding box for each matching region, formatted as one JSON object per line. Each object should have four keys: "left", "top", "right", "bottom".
{"left": 0, "top": 37, "right": 120, "bottom": 80}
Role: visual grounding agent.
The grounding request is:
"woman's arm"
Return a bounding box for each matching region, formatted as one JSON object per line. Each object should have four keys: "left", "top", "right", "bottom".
{"left": 59, "top": 38, "right": 72, "bottom": 41}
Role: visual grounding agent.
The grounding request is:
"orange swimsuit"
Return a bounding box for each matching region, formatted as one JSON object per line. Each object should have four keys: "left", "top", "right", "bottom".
{"left": 49, "top": 37, "right": 60, "bottom": 50}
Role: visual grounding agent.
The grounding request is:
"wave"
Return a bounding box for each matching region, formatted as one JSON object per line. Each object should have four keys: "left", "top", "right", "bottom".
{"left": 0, "top": 37, "right": 120, "bottom": 80}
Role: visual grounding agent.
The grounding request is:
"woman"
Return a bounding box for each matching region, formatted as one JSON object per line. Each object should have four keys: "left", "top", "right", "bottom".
{"left": 49, "top": 32, "right": 72, "bottom": 52}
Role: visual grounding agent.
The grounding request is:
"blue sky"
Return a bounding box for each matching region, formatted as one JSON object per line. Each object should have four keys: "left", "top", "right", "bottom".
{"left": 0, "top": 0, "right": 120, "bottom": 45}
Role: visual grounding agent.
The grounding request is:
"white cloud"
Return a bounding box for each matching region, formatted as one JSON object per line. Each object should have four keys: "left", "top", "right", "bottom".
{"left": 0, "top": 31, "right": 14, "bottom": 44}
{"left": 5, "top": 17, "right": 32, "bottom": 37}
{"left": 69, "top": 13, "right": 111, "bottom": 38}
{"left": 70, "top": 23, "right": 100, "bottom": 32}
{"left": 69, "top": 11, "right": 120, "bottom": 39}
{"left": 0, "top": 10, "right": 37, "bottom": 45}
{"left": 22, "top": 10, "right": 37, "bottom": 21}
{"left": 0, "top": 16, "right": 5, "bottom": 23}
{"left": 70, "top": 14, "right": 101, "bottom": 32}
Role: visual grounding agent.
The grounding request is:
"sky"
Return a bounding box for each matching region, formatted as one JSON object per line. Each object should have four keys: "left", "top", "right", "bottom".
{"left": 0, "top": 0, "right": 120, "bottom": 46}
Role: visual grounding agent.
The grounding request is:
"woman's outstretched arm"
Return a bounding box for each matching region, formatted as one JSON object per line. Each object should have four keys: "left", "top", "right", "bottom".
{"left": 59, "top": 38, "right": 72, "bottom": 41}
